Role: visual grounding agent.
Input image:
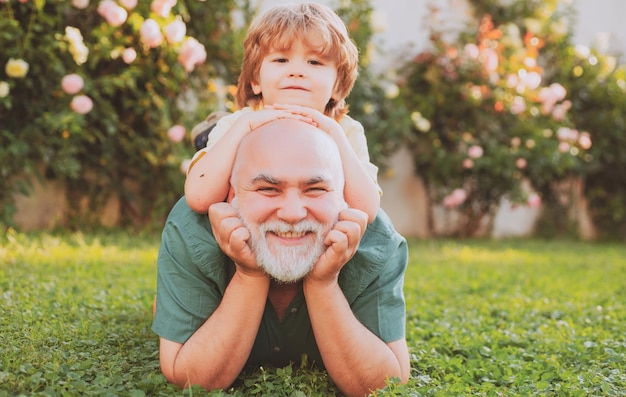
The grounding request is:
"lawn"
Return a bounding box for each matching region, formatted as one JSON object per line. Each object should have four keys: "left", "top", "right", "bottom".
{"left": 0, "top": 230, "right": 624, "bottom": 396}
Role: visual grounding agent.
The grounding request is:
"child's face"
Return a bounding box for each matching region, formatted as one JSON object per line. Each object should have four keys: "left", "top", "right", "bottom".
{"left": 251, "top": 39, "right": 338, "bottom": 112}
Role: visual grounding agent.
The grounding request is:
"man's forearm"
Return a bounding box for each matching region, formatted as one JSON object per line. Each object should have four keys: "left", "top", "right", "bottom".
{"left": 303, "top": 279, "right": 407, "bottom": 397}
{"left": 168, "top": 272, "right": 270, "bottom": 390}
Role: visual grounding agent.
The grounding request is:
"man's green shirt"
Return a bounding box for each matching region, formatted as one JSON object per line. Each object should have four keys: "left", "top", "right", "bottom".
{"left": 152, "top": 197, "right": 407, "bottom": 367}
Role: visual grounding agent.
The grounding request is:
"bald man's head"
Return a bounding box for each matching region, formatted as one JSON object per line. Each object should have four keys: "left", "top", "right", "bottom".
{"left": 228, "top": 118, "right": 347, "bottom": 283}
{"left": 231, "top": 119, "right": 345, "bottom": 192}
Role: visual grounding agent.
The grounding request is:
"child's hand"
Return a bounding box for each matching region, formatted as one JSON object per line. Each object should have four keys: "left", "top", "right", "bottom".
{"left": 270, "top": 104, "right": 343, "bottom": 138}
{"left": 233, "top": 106, "right": 315, "bottom": 134}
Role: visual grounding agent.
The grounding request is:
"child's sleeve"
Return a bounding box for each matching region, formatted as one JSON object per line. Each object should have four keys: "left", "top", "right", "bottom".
{"left": 186, "top": 111, "right": 239, "bottom": 175}
{"left": 339, "top": 116, "right": 382, "bottom": 195}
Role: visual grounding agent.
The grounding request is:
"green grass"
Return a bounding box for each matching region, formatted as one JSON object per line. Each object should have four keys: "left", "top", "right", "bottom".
{"left": 1, "top": 231, "right": 625, "bottom": 396}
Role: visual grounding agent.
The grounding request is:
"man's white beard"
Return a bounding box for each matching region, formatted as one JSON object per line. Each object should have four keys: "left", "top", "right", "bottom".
{"left": 231, "top": 200, "right": 332, "bottom": 283}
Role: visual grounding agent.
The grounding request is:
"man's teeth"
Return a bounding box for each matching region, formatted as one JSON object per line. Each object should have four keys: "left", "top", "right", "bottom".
{"left": 275, "top": 231, "right": 307, "bottom": 238}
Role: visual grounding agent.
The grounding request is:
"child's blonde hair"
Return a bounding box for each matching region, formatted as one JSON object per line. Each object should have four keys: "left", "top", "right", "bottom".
{"left": 236, "top": 2, "right": 359, "bottom": 120}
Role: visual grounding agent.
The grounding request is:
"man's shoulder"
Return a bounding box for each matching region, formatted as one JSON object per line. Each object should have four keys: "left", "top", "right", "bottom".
{"left": 347, "top": 209, "right": 407, "bottom": 273}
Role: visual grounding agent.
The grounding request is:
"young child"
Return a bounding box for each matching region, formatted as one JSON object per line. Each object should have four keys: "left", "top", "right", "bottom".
{"left": 185, "top": 2, "right": 381, "bottom": 223}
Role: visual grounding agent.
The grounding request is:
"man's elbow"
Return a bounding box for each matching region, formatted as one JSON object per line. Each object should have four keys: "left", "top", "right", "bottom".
{"left": 160, "top": 364, "right": 233, "bottom": 392}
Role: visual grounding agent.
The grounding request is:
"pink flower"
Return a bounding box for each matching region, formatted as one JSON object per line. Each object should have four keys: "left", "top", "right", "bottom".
{"left": 578, "top": 132, "right": 592, "bottom": 150}
{"left": 527, "top": 192, "right": 541, "bottom": 208}
{"left": 521, "top": 71, "right": 542, "bottom": 90}
{"left": 464, "top": 43, "right": 479, "bottom": 59}
{"left": 122, "top": 47, "right": 137, "bottom": 64}
{"left": 462, "top": 158, "right": 474, "bottom": 169}
{"left": 164, "top": 19, "right": 186, "bottom": 43}
{"left": 61, "top": 74, "right": 84, "bottom": 94}
{"left": 558, "top": 141, "right": 571, "bottom": 153}
{"left": 515, "top": 158, "right": 527, "bottom": 169}
{"left": 140, "top": 19, "right": 163, "bottom": 48}
{"left": 177, "top": 37, "right": 206, "bottom": 72}
{"left": 70, "top": 95, "right": 93, "bottom": 114}
{"left": 551, "top": 100, "right": 572, "bottom": 121}
{"left": 118, "top": 0, "right": 137, "bottom": 9}
{"left": 557, "top": 127, "right": 578, "bottom": 142}
{"left": 167, "top": 125, "right": 186, "bottom": 142}
{"left": 539, "top": 83, "right": 567, "bottom": 114}
{"left": 510, "top": 96, "right": 526, "bottom": 115}
{"left": 151, "top": 0, "right": 176, "bottom": 17}
{"left": 71, "top": 0, "right": 90, "bottom": 9}
{"left": 482, "top": 48, "right": 498, "bottom": 72}
{"left": 467, "top": 145, "right": 484, "bottom": 159}
{"left": 180, "top": 158, "right": 191, "bottom": 174}
{"left": 443, "top": 188, "right": 468, "bottom": 208}
{"left": 97, "top": 0, "right": 128, "bottom": 27}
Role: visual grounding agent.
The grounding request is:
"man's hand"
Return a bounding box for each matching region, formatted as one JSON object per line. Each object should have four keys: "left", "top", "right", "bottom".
{"left": 208, "top": 202, "right": 265, "bottom": 277}
{"left": 306, "top": 208, "right": 368, "bottom": 285}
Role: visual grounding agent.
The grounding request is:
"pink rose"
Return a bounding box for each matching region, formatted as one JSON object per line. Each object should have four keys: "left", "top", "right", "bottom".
{"left": 118, "top": 0, "right": 137, "bottom": 9}
{"left": 515, "top": 158, "right": 527, "bottom": 169}
{"left": 97, "top": 0, "right": 127, "bottom": 27}
{"left": 140, "top": 19, "right": 163, "bottom": 48}
{"left": 462, "top": 158, "right": 474, "bottom": 169}
{"left": 70, "top": 95, "right": 93, "bottom": 114}
{"left": 558, "top": 141, "right": 571, "bottom": 153}
{"left": 443, "top": 188, "right": 467, "bottom": 208}
{"left": 164, "top": 19, "right": 186, "bottom": 44}
{"left": 527, "top": 192, "right": 541, "bottom": 208}
{"left": 578, "top": 132, "right": 592, "bottom": 150}
{"left": 180, "top": 159, "right": 191, "bottom": 174}
{"left": 464, "top": 43, "right": 479, "bottom": 59}
{"left": 167, "top": 125, "right": 186, "bottom": 142}
{"left": 61, "top": 74, "right": 84, "bottom": 95}
{"left": 510, "top": 96, "right": 526, "bottom": 115}
{"left": 177, "top": 37, "right": 206, "bottom": 72}
{"left": 71, "top": 0, "right": 90, "bottom": 9}
{"left": 151, "top": 0, "right": 176, "bottom": 17}
{"left": 467, "top": 145, "right": 484, "bottom": 159}
{"left": 122, "top": 47, "right": 137, "bottom": 64}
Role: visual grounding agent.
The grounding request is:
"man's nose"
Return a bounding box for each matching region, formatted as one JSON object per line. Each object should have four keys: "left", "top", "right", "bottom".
{"left": 277, "top": 193, "right": 307, "bottom": 222}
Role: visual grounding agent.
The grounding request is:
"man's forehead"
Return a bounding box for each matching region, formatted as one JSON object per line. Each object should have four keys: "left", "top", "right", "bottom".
{"left": 249, "top": 172, "right": 333, "bottom": 185}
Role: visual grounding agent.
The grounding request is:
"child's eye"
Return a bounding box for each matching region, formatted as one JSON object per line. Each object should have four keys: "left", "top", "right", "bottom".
{"left": 273, "top": 57, "right": 288, "bottom": 63}
{"left": 308, "top": 59, "right": 323, "bottom": 65}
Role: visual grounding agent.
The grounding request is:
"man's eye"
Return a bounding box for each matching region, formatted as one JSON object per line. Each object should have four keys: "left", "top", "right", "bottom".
{"left": 258, "top": 187, "right": 279, "bottom": 193}
{"left": 306, "top": 187, "right": 327, "bottom": 195}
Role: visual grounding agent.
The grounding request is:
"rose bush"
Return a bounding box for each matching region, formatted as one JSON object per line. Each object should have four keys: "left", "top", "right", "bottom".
{"left": 0, "top": 0, "right": 245, "bottom": 228}
{"left": 396, "top": 0, "right": 604, "bottom": 236}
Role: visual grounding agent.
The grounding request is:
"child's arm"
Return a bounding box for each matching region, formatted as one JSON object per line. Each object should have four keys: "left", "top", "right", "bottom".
{"left": 272, "top": 104, "right": 380, "bottom": 223}
{"left": 185, "top": 109, "right": 315, "bottom": 213}
{"left": 327, "top": 125, "right": 381, "bottom": 223}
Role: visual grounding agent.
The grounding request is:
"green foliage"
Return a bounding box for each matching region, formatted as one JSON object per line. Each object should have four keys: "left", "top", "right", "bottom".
{"left": 2, "top": 232, "right": 626, "bottom": 395}
{"left": 550, "top": 47, "right": 626, "bottom": 239}
{"left": 0, "top": 0, "right": 245, "bottom": 229}
{"left": 396, "top": 0, "right": 595, "bottom": 236}
{"left": 335, "top": 0, "right": 412, "bottom": 170}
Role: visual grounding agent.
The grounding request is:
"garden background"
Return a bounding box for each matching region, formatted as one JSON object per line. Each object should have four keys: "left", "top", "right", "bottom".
{"left": 2, "top": 0, "right": 626, "bottom": 240}
{"left": 1, "top": 1, "right": 626, "bottom": 396}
